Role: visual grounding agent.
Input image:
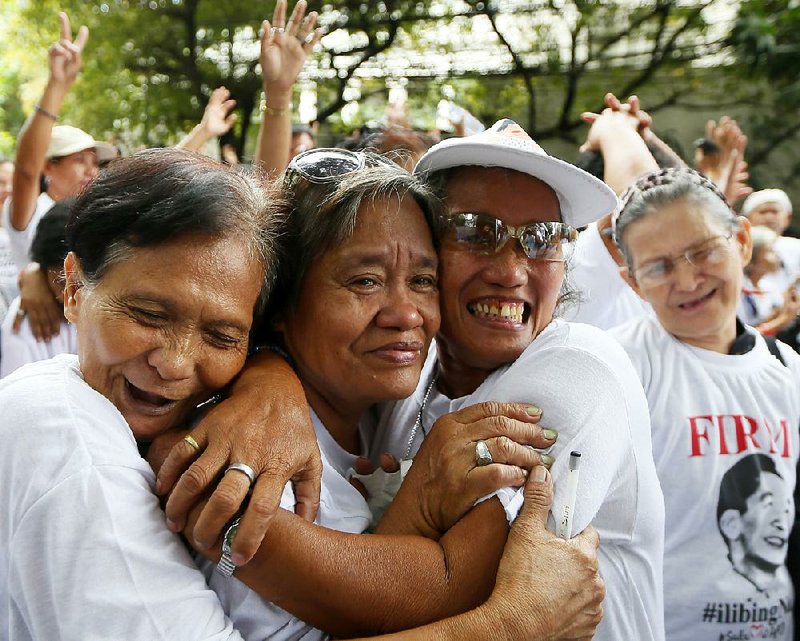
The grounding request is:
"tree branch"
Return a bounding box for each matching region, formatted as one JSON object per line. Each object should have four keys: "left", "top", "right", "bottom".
{"left": 467, "top": 1, "right": 538, "bottom": 131}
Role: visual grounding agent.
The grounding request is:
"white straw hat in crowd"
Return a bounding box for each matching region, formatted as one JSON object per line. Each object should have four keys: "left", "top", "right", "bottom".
{"left": 741, "top": 189, "right": 793, "bottom": 216}
{"left": 414, "top": 118, "right": 618, "bottom": 228}
{"left": 46, "top": 125, "right": 118, "bottom": 163}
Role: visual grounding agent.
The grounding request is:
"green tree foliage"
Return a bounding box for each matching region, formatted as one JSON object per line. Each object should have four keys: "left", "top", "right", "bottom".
{"left": 4, "top": 0, "right": 796, "bottom": 187}
{"left": 730, "top": 0, "right": 800, "bottom": 188}
{"left": 3, "top": 1, "right": 425, "bottom": 155}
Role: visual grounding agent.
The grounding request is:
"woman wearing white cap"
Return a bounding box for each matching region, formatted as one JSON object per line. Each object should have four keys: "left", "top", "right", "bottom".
{"left": 741, "top": 189, "right": 800, "bottom": 300}
{"left": 3, "top": 12, "right": 116, "bottom": 339}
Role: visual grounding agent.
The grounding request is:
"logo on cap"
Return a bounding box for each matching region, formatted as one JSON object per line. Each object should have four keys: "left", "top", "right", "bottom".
{"left": 480, "top": 119, "right": 546, "bottom": 155}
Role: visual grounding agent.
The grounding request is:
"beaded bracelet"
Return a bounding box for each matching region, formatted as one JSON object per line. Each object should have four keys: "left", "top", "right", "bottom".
{"left": 34, "top": 105, "right": 58, "bottom": 121}
{"left": 260, "top": 101, "right": 292, "bottom": 117}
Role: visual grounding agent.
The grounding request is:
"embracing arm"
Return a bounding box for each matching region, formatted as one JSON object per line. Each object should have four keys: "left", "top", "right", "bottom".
{"left": 191, "top": 469, "right": 602, "bottom": 639}
{"left": 187, "top": 412, "right": 603, "bottom": 640}
{"left": 155, "top": 350, "right": 322, "bottom": 562}
{"left": 358, "top": 468, "right": 604, "bottom": 641}
{"left": 234, "top": 498, "right": 508, "bottom": 636}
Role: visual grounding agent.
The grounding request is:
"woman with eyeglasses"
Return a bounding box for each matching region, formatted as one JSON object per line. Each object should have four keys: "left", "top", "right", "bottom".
{"left": 609, "top": 167, "right": 800, "bottom": 641}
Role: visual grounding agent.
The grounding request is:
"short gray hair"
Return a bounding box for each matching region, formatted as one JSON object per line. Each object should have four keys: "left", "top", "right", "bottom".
{"left": 613, "top": 168, "right": 736, "bottom": 270}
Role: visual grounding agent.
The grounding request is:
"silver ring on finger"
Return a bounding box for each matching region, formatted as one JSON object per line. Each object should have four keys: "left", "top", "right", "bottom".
{"left": 475, "top": 440, "right": 493, "bottom": 467}
{"left": 225, "top": 462, "right": 256, "bottom": 487}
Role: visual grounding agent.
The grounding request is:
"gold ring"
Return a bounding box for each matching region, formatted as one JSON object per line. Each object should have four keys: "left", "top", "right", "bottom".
{"left": 183, "top": 434, "right": 201, "bottom": 452}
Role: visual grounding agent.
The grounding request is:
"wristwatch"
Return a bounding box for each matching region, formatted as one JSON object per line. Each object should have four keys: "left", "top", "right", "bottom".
{"left": 216, "top": 517, "right": 241, "bottom": 577}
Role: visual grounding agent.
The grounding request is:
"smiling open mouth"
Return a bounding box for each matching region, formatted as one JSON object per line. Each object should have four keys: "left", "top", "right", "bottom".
{"left": 468, "top": 300, "right": 527, "bottom": 323}
{"left": 125, "top": 379, "right": 176, "bottom": 408}
{"left": 764, "top": 536, "right": 786, "bottom": 548}
{"left": 678, "top": 288, "right": 716, "bottom": 311}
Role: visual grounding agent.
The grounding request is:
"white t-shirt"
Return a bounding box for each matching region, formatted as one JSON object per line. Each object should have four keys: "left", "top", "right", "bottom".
{"left": 203, "top": 409, "right": 373, "bottom": 641}
{"left": 611, "top": 315, "right": 800, "bottom": 641}
{"left": 563, "top": 222, "right": 653, "bottom": 329}
{"left": 774, "top": 236, "right": 800, "bottom": 285}
{"left": 371, "top": 320, "right": 666, "bottom": 641}
{"left": 738, "top": 275, "right": 784, "bottom": 327}
{"left": 1, "top": 191, "right": 55, "bottom": 271}
{"left": 0, "top": 228, "right": 17, "bottom": 318}
{"left": 0, "top": 355, "right": 243, "bottom": 640}
{"left": 758, "top": 235, "right": 800, "bottom": 305}
{"left": 1, "top": 296, "right": 78, "bottom": 378}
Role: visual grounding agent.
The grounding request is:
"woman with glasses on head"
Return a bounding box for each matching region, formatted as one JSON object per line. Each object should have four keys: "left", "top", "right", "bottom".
{"left": 609, "top": 167, "right": 800, "bottom": 641}
{"left": 147, "top": 146, "right": 606, "bottom": 641}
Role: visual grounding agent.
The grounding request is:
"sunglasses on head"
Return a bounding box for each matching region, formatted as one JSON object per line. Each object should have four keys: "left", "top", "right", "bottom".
{"left": 437, "top": 212, "right": 578, "bottom": 261}
{"left": 283, "top": 148, "right": 395, "bottom": 193}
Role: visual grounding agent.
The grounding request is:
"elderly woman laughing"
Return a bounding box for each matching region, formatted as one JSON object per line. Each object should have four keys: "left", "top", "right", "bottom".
{"left": 0, "top": 148, "right": 280, "bottom": 639}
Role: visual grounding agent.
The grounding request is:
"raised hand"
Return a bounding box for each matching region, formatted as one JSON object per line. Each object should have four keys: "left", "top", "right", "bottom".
{"left": 579, "top": 93, "right": 643, "bottom": 153}
{"left": 696, "top": 117, "right": 752, "bottom": 204}
{"left": 48, "top": 12, "right": 89, "bottom": 89}
{"left": 200, "top": 87, "right": 238, "bottom": 138}
{"left": 260, "top": 0, "right": 323, "bottom": 97}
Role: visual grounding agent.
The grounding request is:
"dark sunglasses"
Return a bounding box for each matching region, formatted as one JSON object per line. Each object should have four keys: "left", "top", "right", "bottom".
{"left": 437, "top": 212, "right": 578, "bottom": 261}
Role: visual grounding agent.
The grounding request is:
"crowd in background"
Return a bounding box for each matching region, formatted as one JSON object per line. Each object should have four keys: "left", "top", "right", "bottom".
{"left": 2, "top": 2, "right": 800, "bottom": 641}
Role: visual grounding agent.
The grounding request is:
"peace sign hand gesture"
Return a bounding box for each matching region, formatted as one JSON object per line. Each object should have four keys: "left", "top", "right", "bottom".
{"left": 259, "top": 0, "right": 323, "bottom": 97}
{"left": 48, "top": 12, "right": 89, "bottom": 90}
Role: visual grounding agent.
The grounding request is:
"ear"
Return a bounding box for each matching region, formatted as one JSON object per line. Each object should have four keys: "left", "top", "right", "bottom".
{"left": 619, "top": 264, "right": 645, "bottom": 300}
{"left": 735, "top": 216, "right": 753, "bottom": 266}
{"left": 719, "top": 508, "right": 742, "bottom": 542}
{"left": 63, "top": 252, "right": 84, "bottom": 324}
{"left": 42, "top": 159, "right": 56, "bottom": 178}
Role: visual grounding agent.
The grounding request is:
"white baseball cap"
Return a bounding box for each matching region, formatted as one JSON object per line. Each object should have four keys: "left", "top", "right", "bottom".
{"left": 741, "top": 189, "right": 792, "bottom": 215}
{"left": 46, "top": 125, "right": 118, "bottom": 162}
{"left": 414, "top": 118, "right": 618, "bottom": 228}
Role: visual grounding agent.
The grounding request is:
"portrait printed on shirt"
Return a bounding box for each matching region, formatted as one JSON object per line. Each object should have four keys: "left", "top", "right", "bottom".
{"left": 705, "top": 453, "right": 794, "bottom": 640}
{"left": 717, "top": 453, "right": 792, "bottom": 595}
